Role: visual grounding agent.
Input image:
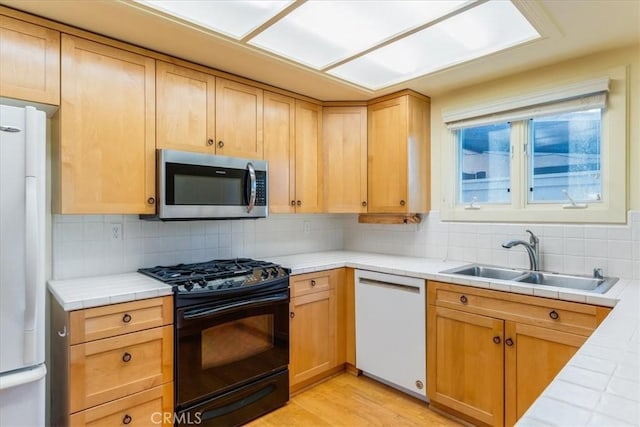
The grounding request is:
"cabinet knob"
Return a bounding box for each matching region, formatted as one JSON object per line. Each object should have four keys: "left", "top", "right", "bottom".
{"left": 459, "top": 295, "right": 468, "bottom": 304}
{"left": 123, "top": 414, "right": 132, "bottom": 425}
{"left": 400, "top": 200, "right": 406, "bottom": 206}
{"left": 147, "top": 196, "right": 155, "bottom": 205}
{"left": 362, "top": 201, "right": 367, "bottom": 207}
{"left": 415, "top": 380, "right": 424, "bottom": 390}
{"left": 218, "top": 140, "right": 224, "bottom": 148}
{"left": 505, "top": 338, "right": 514, "bottom": 347}
{"left": 122, "top": 313, "right": 132, "bottom": 323}
{"left": 493, "top": 336, "right": 501, "bottom": 344}
{"left": 549, "top": 310, "right": 559, "bottom": 320}
{"left": 290, "top": 200, "right": 296, "bottom": 206}
{"left": 311, "top": 280, "right": 316, "bottom": 287}
{"left": 122, "top": 352, "right": 132, "bottom": 363}
{"left": 289, "top": 312, "right": 295, "bottom": 319}
{"left": 207, "top": 138, "right": 214, "bottom": 146}
{"left": 297, "top": 200, "right": 302, "bottom": 206}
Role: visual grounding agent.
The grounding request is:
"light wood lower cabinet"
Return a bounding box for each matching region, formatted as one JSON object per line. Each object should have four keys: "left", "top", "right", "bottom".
{"left": 289, "top": 269, "right": 348, "bottom": 393}
{"left": 427, "top": 281, "right": 610, "bottom": 427}
{"left": 51, "top": 296, "right": 174, "bottom": 426}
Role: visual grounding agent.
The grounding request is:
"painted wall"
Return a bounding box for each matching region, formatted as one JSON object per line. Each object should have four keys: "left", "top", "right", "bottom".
{"left": 430, "top": 44, "right": 640, "bottom": 211}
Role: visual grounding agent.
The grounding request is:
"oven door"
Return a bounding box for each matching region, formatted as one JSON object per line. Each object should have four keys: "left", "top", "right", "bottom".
{"left": 175, "top": 290, "right": 289, "bottom": 408}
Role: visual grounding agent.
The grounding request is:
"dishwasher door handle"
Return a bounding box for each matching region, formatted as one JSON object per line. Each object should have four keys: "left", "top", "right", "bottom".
{"left": 358, "top": 278, "right": 421, "bottom": 294}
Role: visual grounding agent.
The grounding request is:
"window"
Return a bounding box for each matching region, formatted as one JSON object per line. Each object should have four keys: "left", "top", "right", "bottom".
{"left": 441, "top": 73, "right": 627, "bottom": 223}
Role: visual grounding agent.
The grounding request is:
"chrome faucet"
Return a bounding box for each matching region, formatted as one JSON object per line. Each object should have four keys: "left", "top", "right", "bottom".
{"left": 502, "top": 230, "right": 540, "bottom": 271}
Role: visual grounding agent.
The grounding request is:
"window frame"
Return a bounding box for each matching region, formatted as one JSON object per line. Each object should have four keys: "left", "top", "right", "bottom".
{"left": 441, "top": 68, "right": 627, "bottom": 223}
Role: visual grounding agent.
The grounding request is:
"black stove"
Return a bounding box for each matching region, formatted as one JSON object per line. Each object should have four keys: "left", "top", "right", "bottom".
{"left": 138, "top": 258, "right": 290, "bottom": 296}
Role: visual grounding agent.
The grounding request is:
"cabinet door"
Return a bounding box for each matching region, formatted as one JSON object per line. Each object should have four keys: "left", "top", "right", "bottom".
{"left": 0, "top": 15, "right": 60, "bottom": 105}
{"left": 294, "top": 100, "right": 323, "bottom": 213}
{"left": 290, "top": 289, "right": 336, "bottom": 388}
{"left": 505, "top": 322, "right": 586, "bottom": 426}
{"left": 156, "top": 61, "right": 215, "bottom": 153}
{"left": 367, "top": 96, "right": 408, "bottom": 213}
{"left": 215, "top": 78, "right": 263, "bottom": 158}
{"left": 58, "top": 35, "right": 155, "bottom": 214}
{"left": 323, "top": 106, "right": 367, "bottom": 213}
{"left": 263, "top": 91, "right": 295, "bottom": 213}
{"left": 427, "top": 306, "right": 504, "bottom": 427}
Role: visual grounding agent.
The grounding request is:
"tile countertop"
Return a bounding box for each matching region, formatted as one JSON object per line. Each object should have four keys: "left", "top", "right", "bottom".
{"left": 47, "top": 250, "right": 639, "bottom": 425}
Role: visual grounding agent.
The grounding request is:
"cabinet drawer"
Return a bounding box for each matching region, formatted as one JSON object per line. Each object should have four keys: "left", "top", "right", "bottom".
{"left": 69, "top": 296, "right": 173, "bottom": 345}
{"left": 69, "top": 326, "right": 173, "bottom": 413}
{"left": 429, "top": 281, "right": 608, "bottom": 336}
{"left": 69, "top": 383, "right": 173, "bottom": 426}
{"left": 291, "top": 272, "right": 332, "bottom": 297}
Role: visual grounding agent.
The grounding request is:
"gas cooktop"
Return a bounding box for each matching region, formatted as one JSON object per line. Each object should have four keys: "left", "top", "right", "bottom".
{"left": 138, "top": 258, "right": 290, "bottom": 295}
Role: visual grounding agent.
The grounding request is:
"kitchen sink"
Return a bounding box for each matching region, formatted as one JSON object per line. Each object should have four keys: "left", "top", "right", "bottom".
{"left": 439, "top": 263, "right": 619, "bottom": 294}
{"left": 514, "top": 272, "right": 618, "bottom": 293}
{"left": 440, "top": 264, "right": 526, "bottom": 281}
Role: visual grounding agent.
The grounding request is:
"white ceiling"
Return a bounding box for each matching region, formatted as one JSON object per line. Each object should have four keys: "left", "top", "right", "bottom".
{"left": 2, "top": 0, "right": 638, "bottom": 101}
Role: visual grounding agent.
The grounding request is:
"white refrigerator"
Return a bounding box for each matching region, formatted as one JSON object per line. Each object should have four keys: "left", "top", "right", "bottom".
{"left": 0, "top": 105, "right": 47, "bottom": 426}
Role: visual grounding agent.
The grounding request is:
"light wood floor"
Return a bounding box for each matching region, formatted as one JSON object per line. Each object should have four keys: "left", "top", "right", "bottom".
{"left": 247, "top": 373, "right": 462, "bottom": 426}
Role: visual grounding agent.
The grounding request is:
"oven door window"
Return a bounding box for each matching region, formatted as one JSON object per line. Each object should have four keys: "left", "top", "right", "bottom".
{"left": 176, "top": 296, "right": 289, "bottom": 407}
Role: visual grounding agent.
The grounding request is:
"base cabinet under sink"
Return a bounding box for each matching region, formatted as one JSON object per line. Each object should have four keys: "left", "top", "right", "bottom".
{"left": 427, "top": 280, "right": 611, "bottom": 426}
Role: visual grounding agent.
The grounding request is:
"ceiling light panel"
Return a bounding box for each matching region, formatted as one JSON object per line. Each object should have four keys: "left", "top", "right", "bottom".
{"left": 140, "top": 0, "right": 293, "bottom": 39}
{"left": 329, "top": 0, "right": 540, "bottom": 89}
{"left": 248, "top": 0, "right": 468, "bottom": 69}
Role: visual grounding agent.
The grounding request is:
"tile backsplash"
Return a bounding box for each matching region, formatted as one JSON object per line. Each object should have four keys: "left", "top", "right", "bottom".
{"left": 343, "top": 211, "right": 640, "bottom": 280}
{"left": 52, "top": 214, "right": 344, "bottom": 279}
{"left": 52, "top": 211, "right": 639, "bottom": 280}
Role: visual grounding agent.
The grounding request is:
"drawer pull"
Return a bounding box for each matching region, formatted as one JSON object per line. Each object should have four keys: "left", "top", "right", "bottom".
{"left": 122, "top": 313, "right": 132, "bottom": 323}
{"left": 122, "top": 352, "right": 132, "bottom": 363}
{"left": 549, "top": 310, "right": 559, "bottom": 320}
{"left": 289, "top": 312, "right": 295, "bottom": 319}
{"left": 123, "top": 414, "right": 132, "bottom": 425}
{"left": 459, "top": 295, "right": 468, "bottom": 304}
{"left": 505, "top": 338, "right": 514, "bottom": 347}
{"left": 492, "top": 336, "right": 501, "bottom": 344}
{"left": 311, "top": 280, "right": 316, "bottom": 287}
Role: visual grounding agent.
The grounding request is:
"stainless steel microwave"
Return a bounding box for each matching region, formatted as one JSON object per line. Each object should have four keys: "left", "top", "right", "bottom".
{"left": 145, "top": 149, "right": 267, "bottom": 220}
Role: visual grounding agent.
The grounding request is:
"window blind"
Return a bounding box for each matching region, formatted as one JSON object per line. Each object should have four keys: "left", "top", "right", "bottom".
{"left": 444, "top": 77, "right": 609, "bottom": 130}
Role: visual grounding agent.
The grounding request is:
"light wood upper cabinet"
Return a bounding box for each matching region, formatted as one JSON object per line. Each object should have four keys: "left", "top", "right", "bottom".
{"left": 54, "top": 35, "right": 155, "bottom": 214}
{"left": 156, "top": 61, "right": 216, "bottom": 153}
{"left": 0, "top": 15, "right": 60, "bottom": 105}
{"left": 263, "top": 91, "right": 295, "bottom": 213}
{"left": 323, "top": 106, "right": 367, "bottom": 213}
{"left": 294, "top": 100, "right": 323, "bottom": 213}
{"left": 216, "top": 77, "right": 263, "bottom": 159}
{"left": 367, "top": 92, "right": 430, "bottom": 213}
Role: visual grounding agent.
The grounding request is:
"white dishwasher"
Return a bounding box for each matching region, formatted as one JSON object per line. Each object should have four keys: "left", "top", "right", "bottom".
{"left": 355, "top": 269, "right": 427, "bottom": 400}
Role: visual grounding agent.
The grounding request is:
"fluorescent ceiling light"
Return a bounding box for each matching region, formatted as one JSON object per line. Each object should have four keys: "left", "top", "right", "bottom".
{"left": 248, "top": 0, "right": 467, "bottom": 70}
{"left": 328, "top": 1, "right": 540, "bottom": 89}
{"left": 137, "top": 0, "right": 541, "bottom": 91}
{"left": 139, "top": 0, "right": 293, "bottom": 39}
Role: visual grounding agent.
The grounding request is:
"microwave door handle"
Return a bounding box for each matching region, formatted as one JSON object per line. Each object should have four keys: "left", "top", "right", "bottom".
{"left": 246, "top": 162, "right": 256, "bottom": 213}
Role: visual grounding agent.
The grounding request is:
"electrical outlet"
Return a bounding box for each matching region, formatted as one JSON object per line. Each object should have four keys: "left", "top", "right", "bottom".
{"left": 303, "top": 221, "right": 311, "bottom": 235}
{"left": 111, "top": 223, "right": 122, "bottom": 241}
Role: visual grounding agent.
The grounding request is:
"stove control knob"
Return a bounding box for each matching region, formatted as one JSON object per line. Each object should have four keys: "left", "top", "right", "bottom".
{"left": 184, "top": 283, "right": 194, "bottom": 292}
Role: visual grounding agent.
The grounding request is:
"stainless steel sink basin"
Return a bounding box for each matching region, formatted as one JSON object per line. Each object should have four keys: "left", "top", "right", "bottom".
{"left": 440, "top": 264, "right": 526, "bottom": 281}
{"left": 514, "top": 271, "right": 618, "bottom": 293}
{"left": 439, "top": 263, "right": 619, "bottom": 294}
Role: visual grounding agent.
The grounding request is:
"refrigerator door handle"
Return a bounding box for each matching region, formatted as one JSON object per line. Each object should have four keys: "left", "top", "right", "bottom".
{"left": 0, "top": 364, "right": 46, "bottom": 391}
{"left": 23, "top": 106, "right": 40, "bottom": 366}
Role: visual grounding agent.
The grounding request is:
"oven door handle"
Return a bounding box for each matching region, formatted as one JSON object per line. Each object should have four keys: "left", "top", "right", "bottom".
{"left": 182, "top": 292, "right": 288, "bottom": 320}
